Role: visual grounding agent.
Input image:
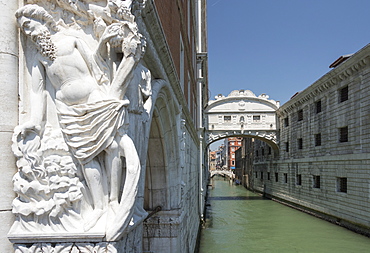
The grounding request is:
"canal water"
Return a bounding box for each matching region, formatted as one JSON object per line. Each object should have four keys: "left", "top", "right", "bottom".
{"left": 198, "top": 177, "right": 370, "bottom": 253}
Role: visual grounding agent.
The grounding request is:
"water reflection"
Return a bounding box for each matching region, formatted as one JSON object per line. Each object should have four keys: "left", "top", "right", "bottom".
{"left": 198, "top": 176, "right": 370, "bottom": 253}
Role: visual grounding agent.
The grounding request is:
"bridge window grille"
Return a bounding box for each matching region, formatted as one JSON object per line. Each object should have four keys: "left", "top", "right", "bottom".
{"left": 297, "top": 109, "right": 303, "bottom": 121}
{"left": 284, "top": 117, "right": 289, "bottom": 127}
{"left": 284, "top": 173, "right": 288, "bottom": 183}
{"left": 275, "top": 173, "right": 279, "bottom": 182}
{"left": 337, "top": 177, "right": 347, "bottom": 193}
{"left": 339, "top": 86, "right": 348, "bottom": 103}
{"left": 339, "top": 126, "right": 348, "bottom": 142}
{"left": 253, "top": 115, "right": 261, "bottom": 122}
{"left": 313, "top": 175, "right": 321, "bottom": 188}
{"left": 297, "top": 138, "right": 303, "bottom": 150}
{"left": 296, "top": 174, "right": 302, "bottom": 185}
{"left": 315, "top": 133, "right": 321, "bottom": 146}
{"left": 315, "top": 100, "right": 322, "bottom": 114}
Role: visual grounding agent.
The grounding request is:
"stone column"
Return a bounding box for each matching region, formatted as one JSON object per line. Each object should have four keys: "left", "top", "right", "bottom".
{"left": 0, "top": 0, "right": 19, "bottom": 251}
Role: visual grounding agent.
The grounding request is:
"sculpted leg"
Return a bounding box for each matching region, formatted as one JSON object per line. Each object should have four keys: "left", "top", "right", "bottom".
{"left": 105, "top": 139, "right": 122, "bottom": 210}
{"left": 105, "top": 134, "right": 141, "bottom": 241}
{"left": 83, "top": 159, "right": 106, "bottom": 231}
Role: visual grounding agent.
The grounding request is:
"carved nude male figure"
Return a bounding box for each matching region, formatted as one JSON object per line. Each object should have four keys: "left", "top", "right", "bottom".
{"left": 15, "top": 4, "right": 142, "bottom": 236}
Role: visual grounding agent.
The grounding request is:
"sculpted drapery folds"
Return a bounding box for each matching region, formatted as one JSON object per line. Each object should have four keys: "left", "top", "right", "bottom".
{"left": 10, "top": 0, "right": 150, "bottom": 242}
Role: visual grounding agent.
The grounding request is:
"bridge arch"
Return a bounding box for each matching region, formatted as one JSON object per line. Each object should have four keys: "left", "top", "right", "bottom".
{"left": 205, "top": 90, "right": 280, "bottom": 151}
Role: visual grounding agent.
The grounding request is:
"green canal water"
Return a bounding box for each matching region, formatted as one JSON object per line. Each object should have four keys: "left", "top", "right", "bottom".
{"left": 198, "top": 177, "right": 370, "bottom": 253}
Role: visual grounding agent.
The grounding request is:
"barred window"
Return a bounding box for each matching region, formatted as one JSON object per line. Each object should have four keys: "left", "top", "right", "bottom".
{"left": 315, "top": 100, "right": 322, "bottom": 114}
{"left": 296, "top": 174, "right": 302, "bottom": 185}
{"left": 313, "top": 175, "right": 321, "bottom": 188}
{"left": 339, "top": 126, "right": 348, "bottom": 142}
{"left": 315, "top": 133, "right": 321, "bottom": 146}
{"left": 337, "top": 177, "right": 347, "bottom": 193}
{"left": 253, "top": 115, "right": 261, "bottom": 122}
{"left": 339, "top": 86, "right": 348, "bottom": 103}
{"left": 297, "top": 109, "right": 303, "bottom": 121}
{"left": 297, "top": 138, "right": 303, "bottom": 150}
{"left": 284, "top": 117, "right": 289, "bottom": 127}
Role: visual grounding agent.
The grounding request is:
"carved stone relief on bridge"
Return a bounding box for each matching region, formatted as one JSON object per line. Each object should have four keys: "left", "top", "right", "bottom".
{"left": 9, "top": 0, "right": 152, "bottom": 247}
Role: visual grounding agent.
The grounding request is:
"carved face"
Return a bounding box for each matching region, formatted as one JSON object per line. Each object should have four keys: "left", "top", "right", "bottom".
{"left": 18, "top": 16, "right": 49, "bottom": 43}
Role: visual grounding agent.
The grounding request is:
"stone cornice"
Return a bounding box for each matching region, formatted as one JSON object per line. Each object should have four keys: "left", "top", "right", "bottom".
{"left": 278, "top": 44, "right": 370, "bottom": 116}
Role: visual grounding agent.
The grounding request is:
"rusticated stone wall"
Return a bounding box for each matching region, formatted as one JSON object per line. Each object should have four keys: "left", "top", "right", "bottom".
{"left": 249, "top": 44, "right": 370, "bottom": 235}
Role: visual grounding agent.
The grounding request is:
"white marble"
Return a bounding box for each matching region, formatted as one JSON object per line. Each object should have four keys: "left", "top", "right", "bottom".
{"left": 10, "top": 1, "right": 150, "bottom": 243}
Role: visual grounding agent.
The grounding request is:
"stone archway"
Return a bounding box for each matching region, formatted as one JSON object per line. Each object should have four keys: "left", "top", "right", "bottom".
{"left": 205, "top": 90, "right": 280, "bottom": 151}
{"left": 144, "top": 111, "right": 168, "bottom": 211}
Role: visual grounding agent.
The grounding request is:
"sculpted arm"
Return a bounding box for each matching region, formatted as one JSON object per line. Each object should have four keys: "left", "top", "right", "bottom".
{"left": 21, "top": 61, "right": 46, "bottom": 133}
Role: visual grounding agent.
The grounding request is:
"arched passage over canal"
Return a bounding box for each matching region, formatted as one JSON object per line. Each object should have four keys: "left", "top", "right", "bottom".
{"left": 205, "top": 90, "right": 280, "bottom": 152}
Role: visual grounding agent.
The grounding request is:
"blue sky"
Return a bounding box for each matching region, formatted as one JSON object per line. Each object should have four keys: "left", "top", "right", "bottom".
{"left": 207, "top": 0, "right": 370, "bottom": 104}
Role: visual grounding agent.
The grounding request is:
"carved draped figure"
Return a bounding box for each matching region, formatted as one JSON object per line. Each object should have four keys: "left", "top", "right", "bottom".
{"left": 56, "top": 99, "right": 128, "bottom": 165}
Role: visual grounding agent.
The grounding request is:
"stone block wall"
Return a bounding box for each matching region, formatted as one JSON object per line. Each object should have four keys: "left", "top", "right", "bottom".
{"left": 251, "top": 44, "right": 370, "bottom": 234}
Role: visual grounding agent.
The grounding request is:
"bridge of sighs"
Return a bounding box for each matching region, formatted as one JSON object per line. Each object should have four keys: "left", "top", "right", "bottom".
{"left": 205, "top": 90, "right": 280, "bottom": 151}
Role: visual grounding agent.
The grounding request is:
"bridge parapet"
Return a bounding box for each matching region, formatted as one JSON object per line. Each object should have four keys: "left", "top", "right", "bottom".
{"left": 210, "top": 170, "right": 235, "bottom": 179}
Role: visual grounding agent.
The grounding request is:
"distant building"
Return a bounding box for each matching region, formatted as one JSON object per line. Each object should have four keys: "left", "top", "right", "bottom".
{"left": 224, "top": 137, "right": 243, "bottom": 170}
{"left": 209, "top": 151, "right": 217, "bottom": 171}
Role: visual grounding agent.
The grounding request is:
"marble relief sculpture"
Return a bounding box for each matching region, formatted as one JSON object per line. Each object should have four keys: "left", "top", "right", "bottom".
{"left": 10, "top": 0, "right": 150, "bottom": 243}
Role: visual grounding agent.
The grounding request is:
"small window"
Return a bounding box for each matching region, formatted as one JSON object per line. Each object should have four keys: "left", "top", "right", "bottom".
{"left": 337, "top": 177, "right": 347, "bottom": 193}
{"left": 253, "top": 115, "right": 261, "bottom": 122}
{"left": 296, "top": 174, "right": 302, "bottom": 185}
{"left": 261, "top": 148, "right": 265, "bottom": 156}
{"left": 284, "top": 173, "right": 288, "bottom": 184}
{"left": 260, "top": 172, "right": 263, "bottom": 180}
{"left": 313, "top": 175, "right": 321, "bottom": 188}
{"left": 284, "top": 117, "right": 289, "bottom": 127}
{"left": 256, "top": 150, "right": 259, "bottom": 157}
{"left": 315, "top": 133, "right": 321, "bottom": 146}
{"left": 297, "top": 138, "right": 303, "bottom": 150}
{"left": 255, "top": 171, "right": 258, "bottom": 178}
{"left": 339, "top": 126, "right": 348, "bottom": 143}
{"left": 240, "top": 116, "right": 245, "bottom": 123}
{"left": 231, "top": 161, "right": 235, "bottom": 166}
{"left": 285, "top": 142, "right": 289, "bottom": 152}
{"left": 315, "top": 100, "right": 322, "bottom": 114}
{"left": 268, "top": 147, "right": 272, "bottom": 155}
{"left": 339, "top": 86, "right": 348, "bottom": 103}
{"left": 224, "top": 115, "right": 231, "bottom": 122}
{"left": 275, "top": 173, "right": 279, "bottom": 182}
{"left": 297, "top": 109, "right": 303, "bottom": 121}
{"left": 267, "top": 172, "right": 271, "bottom": 180}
